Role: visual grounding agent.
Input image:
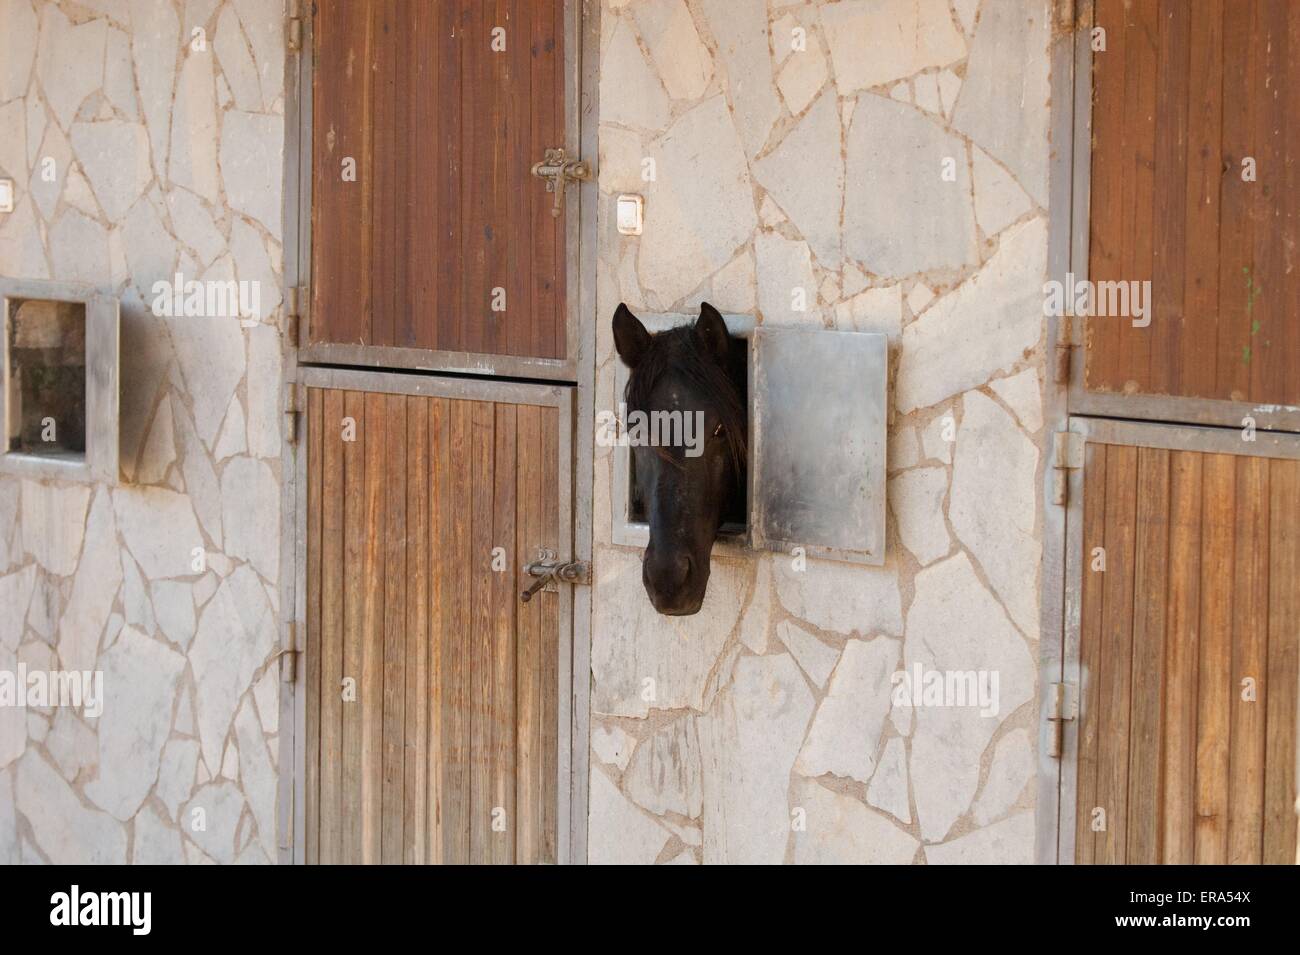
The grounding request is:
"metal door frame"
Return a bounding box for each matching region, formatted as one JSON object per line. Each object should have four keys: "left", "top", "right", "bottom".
{"left": 1053, "top": 415, "right": 1300, "bottom": 863}
{"left": 277, "top": 0, "right": 600, "bottom": 864}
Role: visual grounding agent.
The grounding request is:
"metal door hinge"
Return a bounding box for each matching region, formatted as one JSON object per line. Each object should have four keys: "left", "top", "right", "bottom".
{"left": 1053, "top": 315, "right": 1076, "bottom": 384}
{"left": 285, "top": 285, "right": 307, "bottom": 348}
{"left": 279, "top": 622, "right": 300, "bottom": 683}
{"left": 284, "top": 383, "right": 302, "bottom": 445}
{"left": 520, "top": 549, "right": 591, "bottom": 603}
{"left": 287, "top": 0, "right": 303, "bottom": 52}
{"left": 1046, "top": 681, "right": 1077, "bottom": 758}
{"left": 1051, "top": 429, "right": 1084, "bottom": 506}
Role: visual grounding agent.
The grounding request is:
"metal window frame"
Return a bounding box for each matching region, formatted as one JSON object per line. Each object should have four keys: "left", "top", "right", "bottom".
{"left": 1054, "top": 414, "right": 1300, "bottom": 864}
{"left": 278, "top": 0, "right": 599, "bottom": 864}
{"left": 0, "top": 277, "right": 120, "bottom": 485}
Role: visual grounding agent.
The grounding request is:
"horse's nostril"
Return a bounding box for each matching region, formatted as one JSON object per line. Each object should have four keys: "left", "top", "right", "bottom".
{"left": 672, "top": 553, "right": 691, "bottom": 589}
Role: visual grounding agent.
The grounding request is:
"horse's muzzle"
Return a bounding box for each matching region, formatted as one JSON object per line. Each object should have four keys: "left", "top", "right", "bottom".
{"left": 642, "top": 549, "right": 707, "bottom": 616}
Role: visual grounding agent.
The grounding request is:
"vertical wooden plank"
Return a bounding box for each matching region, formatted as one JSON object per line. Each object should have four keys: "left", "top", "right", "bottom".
{"left": 1249, "top": 0, "right": 1289, "bottom": 404}
{"left": 1180, "top": 0, "right": 1224, "bottom": 401}
{"left": 380, "top": 394, "right": 406, "bottom": 862}
{"left": 404, "top": 397, "right": 429, "bottom": 864}
{"left": 1215, "top": 0, "right": 1258, "bottom": 402}
{"left": 340, "top": 391, "right": 366, "bottom": 862}
{"left": 540, "top": 406, "right": 560, "bottom": 861}
{"left": 410, "top": 1, "right": 439, "bottom": 350}
{"left": 530, "top": 0, "right": 562, "bottom": 360}
{"left": 360, "top": 392, "right": 387, "bottom": 863}
{"left": 304, "top": 388, "right": 324, "bottom": 865}
{"left": 310, "top": 2, "right": 373, "bottom": 346}
{"left": 320, "top": 390, "right": 347, "bottom": 865}
{"left": 435, "top": 1, "right": 465, "bottom": 352}
{"left": 1284, "top": 1, "right": 1300, "bottom": 406}
{"left": 1126, "top": 446, "right": 1168, "bottom": 863}
{"left": 1149, "top": 0, "right": 1189, "bottom": 396}
{"left": 369, "top": 0, "right": 397, "bottom": 348}
{"left": 1263, "top": 458, "right": 1299, "bottom": 862}
{"left": 358, "top": 3, "right": 377, "bottom": 346}
{"left": 1116, "top": 0, "right": 1157, "bottom": 393}
{"left": 1194, "top": 452, "right": 1235, "bottom": 863}
{"left": 1085, "top": 0, "right": 1127, "bottom": 392}
{"left": 550, "top": 0, "right": 566, "bottom": 359}
{"left": 461, "top": 1, "right": 488, "bottom": 357}
{"left": 440, "top": 399, "right": 472, "bottom": 863}
{"left": 482, "top": 0, "right": 510, "bottom": 358}
{"left": 1075, "top": 442, "right": 1108, "bottom": 865}
{"left": 426, "top": 398, "right": 449, "bottom": 862}
{"left": 514, "top": 404, "right": 544, "bottom": 862}
{"left": 1227, "top": 454, "right": 1268, "bottom": 863}
{"left": 394, "top": 2, "right": 417, "bottom": 349}
{"left": 1095, "top": 444, "right": 1137, "bottom": 864}
{"left": 506, "top": 0, "right": 534, "bottom": 358}
{"left": 490, "top": 404, "right": 518, "bottom": 863}
{"left": 1162, "top": 449, "right": 1202, "bottom": 863}
{"left": 468, "top": 401, "right": 496, "bottom": 861}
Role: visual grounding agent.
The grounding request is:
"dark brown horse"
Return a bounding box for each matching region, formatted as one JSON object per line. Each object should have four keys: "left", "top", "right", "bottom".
{"left": 613, "top": 302, "right": 746, "bottom": 615}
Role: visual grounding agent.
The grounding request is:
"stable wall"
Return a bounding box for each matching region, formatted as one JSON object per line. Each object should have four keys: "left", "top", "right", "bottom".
{"left": 589, "top": 0, "right": 1054, "bottom": 863}
{"left": 0, "top": 0, "right": 286, "bottom": 863}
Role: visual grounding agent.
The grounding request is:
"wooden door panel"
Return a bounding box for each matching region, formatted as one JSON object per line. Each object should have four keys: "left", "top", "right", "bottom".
{"left": 1085, "top": 0, "right": 1298, "bottom": 406}
{"left": 304, "top": 385, "right": 564, "bottom": 864}
{"left": 309, "top": 0, "right": 567, "bottom": 361}
{"left": 1072, "top": 434, "right": 1299, "bottom": 864}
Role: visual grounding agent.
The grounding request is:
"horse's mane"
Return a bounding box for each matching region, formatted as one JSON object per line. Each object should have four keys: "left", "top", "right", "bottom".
{"left": 623, "top": 325, "right": 747, "bottom": 475}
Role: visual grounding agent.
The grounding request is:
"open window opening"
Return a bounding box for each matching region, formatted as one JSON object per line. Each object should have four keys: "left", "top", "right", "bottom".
{"left": 5, "top": 298, "right": 87, "bottom": 460}
{"left": 611, "top": 313, "right": 753, "bottom": 550}
{"left": 626, "top": 332, "right": 749, "bottom": 536}
{"left": 0, "top": 281, "right": 119, "bottom": 484}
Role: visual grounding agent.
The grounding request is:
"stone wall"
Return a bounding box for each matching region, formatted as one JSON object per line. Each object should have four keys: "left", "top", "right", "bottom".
{"left": 0, "top": 0, "right": 285, "bottom": 864}
{"left": 590, "top": 0, "right": 1052, "bottom": 863}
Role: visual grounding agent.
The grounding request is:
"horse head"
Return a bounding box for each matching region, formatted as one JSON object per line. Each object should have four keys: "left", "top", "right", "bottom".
{"left": 613, "top": 301, "right": 746, "bottom": 616}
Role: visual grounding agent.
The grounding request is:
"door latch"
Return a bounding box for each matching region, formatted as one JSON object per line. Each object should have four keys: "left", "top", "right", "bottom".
{"left": 520, "top": 549, "right": 591, "bottom": 602}
{"left": 530, "top": 147, "right": 591, "bottom": 218}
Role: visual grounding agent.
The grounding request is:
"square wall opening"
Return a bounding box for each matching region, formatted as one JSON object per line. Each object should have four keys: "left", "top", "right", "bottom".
{"left": 0, "top": 280, "right": 119, "bottom": 484}
{"left": 626, "top": 333, "right": 749, "bottom": 535}
{"left": 5, "top": 298, "right": 87, "bottom": 459}
{"left": 611, "top": 312, "right": 753, "bottom": 550}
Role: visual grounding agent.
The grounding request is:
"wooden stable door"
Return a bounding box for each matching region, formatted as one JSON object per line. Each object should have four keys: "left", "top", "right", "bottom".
{"left": 1083, "top": 0, "right": 1299, "bottom": 410}
{"left": 1065, "top": 421, "right": 1299, "bottom": 864}
{"left": 308, "top": 0, "right": 569, "bottom": 364}
{"left": 300, "top": 375, "right": 571, "bottom": 864}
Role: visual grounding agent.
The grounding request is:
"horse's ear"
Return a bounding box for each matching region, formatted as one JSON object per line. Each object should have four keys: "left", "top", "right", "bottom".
{"left": 613, "top": 303, "right": 652, "bottom": 368}
{"left": 694, "top": 302, "right": 730, "bottom": 364}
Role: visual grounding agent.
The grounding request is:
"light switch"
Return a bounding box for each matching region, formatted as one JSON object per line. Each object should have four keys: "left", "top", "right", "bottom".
{"left": 0, "top": 179, "right": 13, "bottom": 214}
{"left": 616, "top": 193, "right": 643, "bottom": 235}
